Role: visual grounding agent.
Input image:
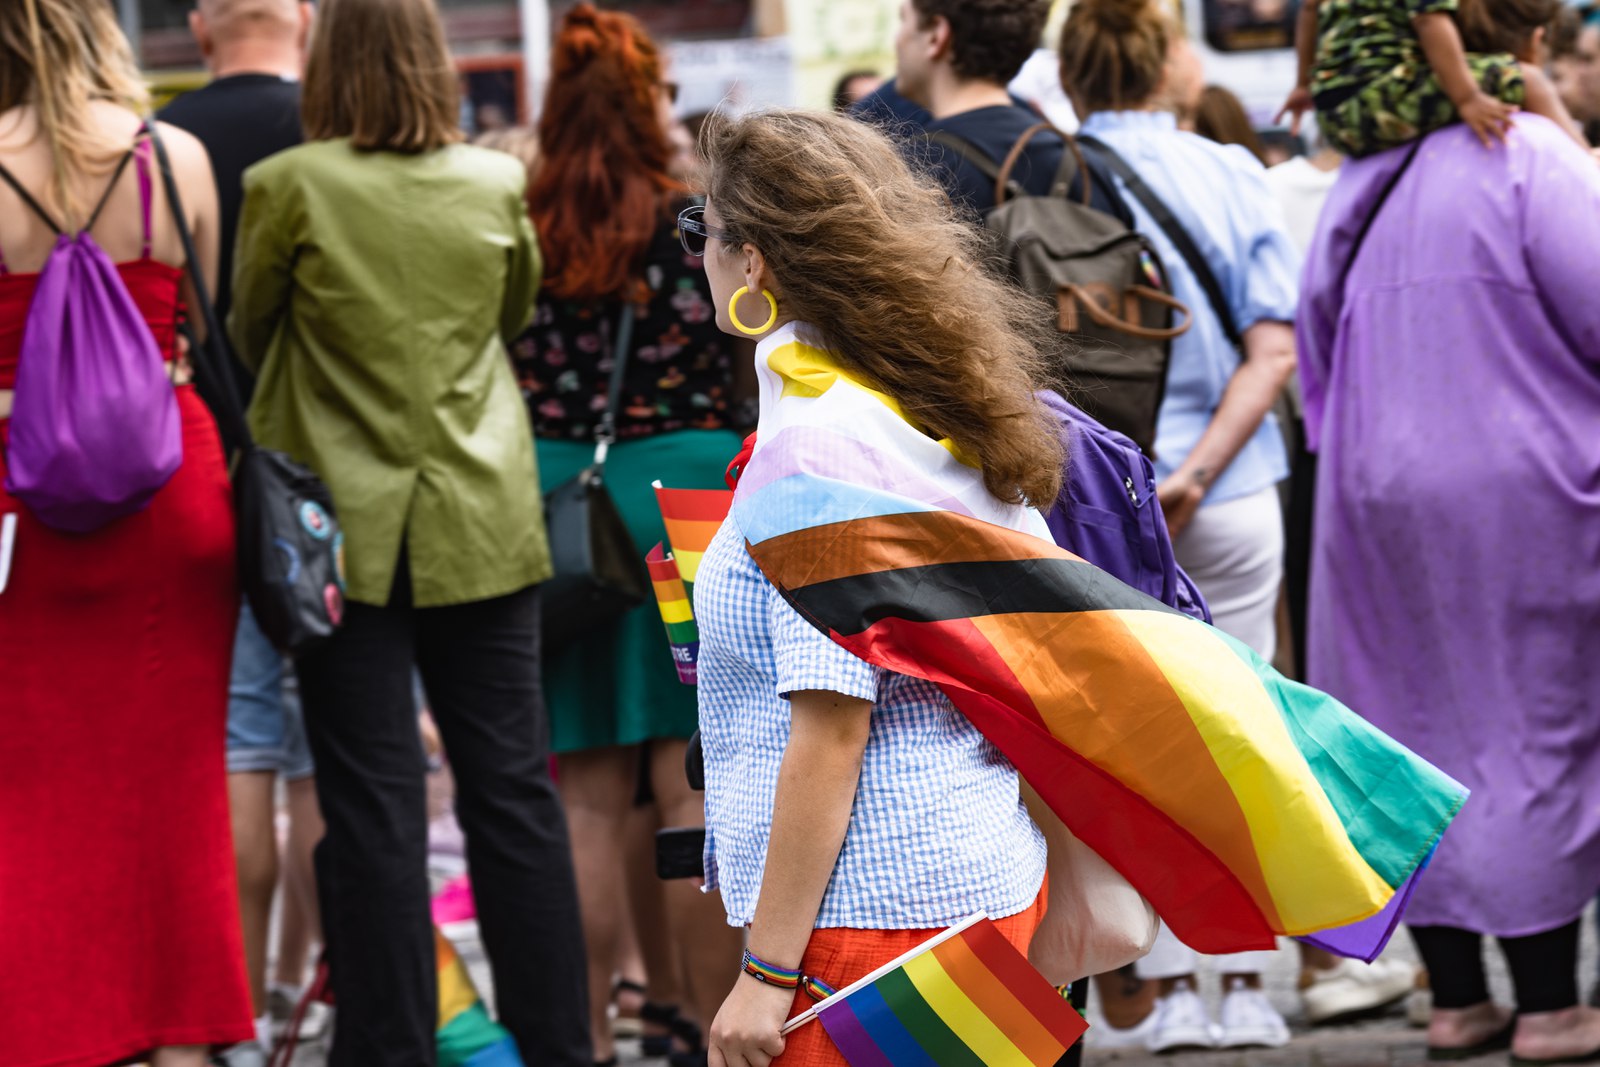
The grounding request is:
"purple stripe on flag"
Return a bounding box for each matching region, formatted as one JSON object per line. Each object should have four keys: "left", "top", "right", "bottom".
{"left": 1298, "top": 846, "right": 1435, "bottom": 962}
{"left": 818, "top": 998, "right": 895, "bottom": 1067}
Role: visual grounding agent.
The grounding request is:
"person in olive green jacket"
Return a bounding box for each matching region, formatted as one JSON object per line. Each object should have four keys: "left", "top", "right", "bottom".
{"left": 228, "top": 0, "right": 589, "bottom": 1062}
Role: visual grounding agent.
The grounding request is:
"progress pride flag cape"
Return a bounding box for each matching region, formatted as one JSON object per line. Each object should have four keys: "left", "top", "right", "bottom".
{"left": 735, "top": 323, "right": 1466, "bottom": 957}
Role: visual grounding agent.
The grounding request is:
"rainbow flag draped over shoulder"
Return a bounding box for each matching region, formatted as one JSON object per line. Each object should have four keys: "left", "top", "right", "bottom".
{"left": 785, "top": 915, "right": 1087, "bottom": 1065}
{"left": 734, "top": 323, "right": 1467, "bottom": 957}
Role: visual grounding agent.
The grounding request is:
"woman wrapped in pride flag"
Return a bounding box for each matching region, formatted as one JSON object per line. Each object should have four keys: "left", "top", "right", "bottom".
{"left": 680, "top": 108, "right": 1466, "bottom": 1067}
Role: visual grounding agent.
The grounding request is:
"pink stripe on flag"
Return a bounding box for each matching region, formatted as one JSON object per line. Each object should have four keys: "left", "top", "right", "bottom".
{"left": 740, "top": 425, "right": 981, "bottom": 519}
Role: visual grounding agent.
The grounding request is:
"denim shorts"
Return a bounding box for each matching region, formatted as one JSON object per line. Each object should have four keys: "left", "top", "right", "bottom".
{"left": 227, "top": 604, "right": 314, "bottom": 781}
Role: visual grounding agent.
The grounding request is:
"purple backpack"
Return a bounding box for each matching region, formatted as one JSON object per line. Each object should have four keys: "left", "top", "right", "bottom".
{"left": 0, "top": 134, "right": 181, "bottom": 534}
{"left": 1038, "top": 389, "right": 1210, "bottom": 622}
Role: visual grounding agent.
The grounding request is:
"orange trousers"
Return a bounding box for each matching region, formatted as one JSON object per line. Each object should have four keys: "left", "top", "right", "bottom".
{"left": 771, "top": 885, "right": 1048, "bottom": 1066}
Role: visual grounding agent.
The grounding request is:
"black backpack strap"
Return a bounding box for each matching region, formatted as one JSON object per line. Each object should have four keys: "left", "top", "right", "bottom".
{"left": 80, "top": 144, "right": 140, "bottom": 236}
{"left": 1078, "top": 134, "right": 1242, "bottom": 347}
{"left": 0, "top": 161, "right": 65, "bottom": 236}
{"left": 926, "top": 130, "right": 1025, "bottom": 207}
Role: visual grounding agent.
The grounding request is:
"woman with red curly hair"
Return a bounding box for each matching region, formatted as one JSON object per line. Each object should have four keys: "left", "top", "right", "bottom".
{"left": 514, "top": 5, "right": 747, "bottom": 1065}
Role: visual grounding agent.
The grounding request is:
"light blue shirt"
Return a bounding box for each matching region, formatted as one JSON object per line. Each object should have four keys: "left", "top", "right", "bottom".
{"left": 1081, "top": 110, "right": 1299, "bottom": 504}
{"left": 693, "top": 512, "right": 1046, "bottom": 929}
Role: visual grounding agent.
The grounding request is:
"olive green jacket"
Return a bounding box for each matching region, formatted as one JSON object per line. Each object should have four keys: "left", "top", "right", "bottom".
{"left": 231, "top": 139, "right": 550, "bottom": 608}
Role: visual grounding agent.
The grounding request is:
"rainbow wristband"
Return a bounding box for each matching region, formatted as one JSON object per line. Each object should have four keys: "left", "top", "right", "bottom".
{"left": 741, "top": 949, "right": 802, "bottom": 989}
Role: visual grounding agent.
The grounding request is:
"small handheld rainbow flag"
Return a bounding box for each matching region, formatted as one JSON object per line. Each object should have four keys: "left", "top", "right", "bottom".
{"left": 437, "top": 926, "right": 524, "bottom": 1066}
{"left": 784, "top": 914, "right": 1087, "bottom": 1065}
{"left": 647, "top": 543, "right": 699, "bottom": 685}
{"left": 648, "top": 483, "right": 733, "bottom": 686}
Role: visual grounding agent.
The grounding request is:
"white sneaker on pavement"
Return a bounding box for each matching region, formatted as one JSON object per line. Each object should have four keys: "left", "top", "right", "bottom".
{"left": 1147, "top": 981, "right": 1219, "bottom": 1053}
{"left": 1085, "top": 1006, "right": 1162, "bottom": 1050}
{"left": 1218, "top": 980, "right": 1292, "bottom": 1049}
{"left": 1300, "top": 957, "right": 1418, "bottom": 1025}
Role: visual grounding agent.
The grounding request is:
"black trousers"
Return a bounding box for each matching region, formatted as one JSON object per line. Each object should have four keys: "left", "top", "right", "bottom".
{"left": 1411, "top": 920, "right": 1582, "bottom": 1015}
{"left": 298, "top": 568, "right": 590, "bottom": 1066}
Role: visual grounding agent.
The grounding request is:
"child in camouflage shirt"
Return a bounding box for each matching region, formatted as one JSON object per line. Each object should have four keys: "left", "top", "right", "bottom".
{"left": 1278, "top": 0, "right": 1580, "bottom": 158}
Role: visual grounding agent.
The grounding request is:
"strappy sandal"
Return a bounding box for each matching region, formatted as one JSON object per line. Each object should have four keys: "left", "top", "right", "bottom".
{"left": 1427, "top": 1018, "right": 1516, "bottom": 1061}
{"left": 640, "top": 1000, "right": 682, "bottom": 1059}
{"left": 611, "top": 977, "right": 647, "bottom": 1039}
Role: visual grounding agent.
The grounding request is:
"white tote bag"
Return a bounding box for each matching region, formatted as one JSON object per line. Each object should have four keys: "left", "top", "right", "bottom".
{"left": 1024, "top": 784, "right": 1160, "bottom": 985}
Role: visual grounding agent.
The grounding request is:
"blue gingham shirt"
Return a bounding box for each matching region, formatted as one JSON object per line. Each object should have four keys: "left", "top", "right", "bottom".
{"left": 695, "top": 511, "right": 1046, "bottom": 929}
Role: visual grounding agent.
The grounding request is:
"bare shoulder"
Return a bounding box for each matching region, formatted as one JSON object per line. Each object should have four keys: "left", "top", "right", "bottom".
{"left": 150, "top": 120, "right": 213, "bottom": 179}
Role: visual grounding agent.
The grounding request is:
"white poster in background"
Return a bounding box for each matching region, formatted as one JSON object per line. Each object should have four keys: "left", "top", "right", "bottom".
{"left": 667, "top": 37, "right": 797, "bottom": 117}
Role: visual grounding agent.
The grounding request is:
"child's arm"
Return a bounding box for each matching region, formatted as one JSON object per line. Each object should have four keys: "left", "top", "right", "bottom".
{"left": 1414, "top": 10, "right": 1515, "bottom": 146}
{"left": 1275, "top": 0, "right": 1321, "bottom": 132}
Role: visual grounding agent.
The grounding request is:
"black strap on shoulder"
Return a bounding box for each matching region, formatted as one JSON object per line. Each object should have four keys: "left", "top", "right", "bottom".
{"left": 147, "top": 123, "right": 253, "bottom": 456}
{"left": 1078, "top": 134, "right": 1242, "bottom": 347}
{"left": 82, "top": 143, "right": 140, "bottom": 235}
{"left": 926, "top": 130, "right": 1025, "bottom": 206}
{"left": 591, "top": 301, "right": 636, "bottom": 468}
{"left": 1335, "top": 137, "right": 1422, "bottom": 297}
{"left": 0, "top": 161, "right": 64, "bottom": 235}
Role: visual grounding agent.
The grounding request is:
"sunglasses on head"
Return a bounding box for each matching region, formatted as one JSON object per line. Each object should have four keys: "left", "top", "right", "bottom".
{"left": 677, "top": 204, "right": 739, "bottom": 257}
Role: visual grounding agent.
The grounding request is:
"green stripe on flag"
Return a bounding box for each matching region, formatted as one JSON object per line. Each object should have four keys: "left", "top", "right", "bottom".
{"left": 877, "top": 967, "right": 984, "bottom": 1067}
{"left": 1211, "top": 627, "right": 1467, "bottom": 888}
{"left": 437, "top": 1002, "right": 509, "bottom": 1067}
{"left": 664, "top": 618, "right": 698, "bottom": 645}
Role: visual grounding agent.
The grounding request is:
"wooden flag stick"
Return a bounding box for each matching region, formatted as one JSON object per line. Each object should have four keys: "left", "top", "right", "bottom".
{"left": 779, "top": 912, "right": 989, "bottom": 1034}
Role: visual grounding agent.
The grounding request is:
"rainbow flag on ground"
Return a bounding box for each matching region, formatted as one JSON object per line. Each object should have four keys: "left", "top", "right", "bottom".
{"left": 735, "top": 324, "right": 1467, "bottom": 959}
{"left": 437, "top": 926, "right": 523, "bottom": 1066}
{"left": 784, "top": 914, "right": 1087, "bottom": 1065}
{"left": 648, "top": 483, "right": 733, "bottom": 686}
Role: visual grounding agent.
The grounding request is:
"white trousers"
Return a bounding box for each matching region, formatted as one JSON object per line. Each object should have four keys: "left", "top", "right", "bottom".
{"left": 1137, "top": 486, "right": 1285, "bottom": 980}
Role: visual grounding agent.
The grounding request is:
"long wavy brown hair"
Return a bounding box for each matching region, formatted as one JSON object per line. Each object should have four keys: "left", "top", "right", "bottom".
{"left": 701, "top": 109, "right": 1063, "bottom": 507}
{"left": 529, "top": 4, "right": 682, "bottom": 302}
{"left": 0, "top": 0, "right": 149, "bottom": 223}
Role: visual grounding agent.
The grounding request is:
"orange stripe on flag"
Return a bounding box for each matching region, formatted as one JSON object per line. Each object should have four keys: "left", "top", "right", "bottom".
{"left": 931, "top": 933, "right": 1065, "bottom": 1062}
{"left": 969, "top": 610, "right": 1281, "bottom": 930}
{"left": 662, "top": 517, "right": 724, "bottom": 556}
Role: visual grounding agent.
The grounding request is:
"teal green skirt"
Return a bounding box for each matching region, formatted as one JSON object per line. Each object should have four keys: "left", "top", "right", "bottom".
{"left": 537, "top": 429, "right": 743, "bottom": 754}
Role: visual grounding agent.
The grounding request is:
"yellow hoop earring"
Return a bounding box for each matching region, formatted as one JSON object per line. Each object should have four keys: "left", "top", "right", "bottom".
{"left": 729, "top": 286, "right": 779, "bottom": 336}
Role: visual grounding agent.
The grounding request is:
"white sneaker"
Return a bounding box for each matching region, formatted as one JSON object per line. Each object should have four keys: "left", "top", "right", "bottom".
{"left": 1085, "top": 1006, "right": 1162, "bottom": 1050}
{"left": 1218, "top": 981, "right": 1291, "bottom": 1049}
{"left": 1147, "top": 982, "right": 1219, "bottom": 1052}
{"left": 1300, "top": 957, "right": 1418, "bottom": 1025}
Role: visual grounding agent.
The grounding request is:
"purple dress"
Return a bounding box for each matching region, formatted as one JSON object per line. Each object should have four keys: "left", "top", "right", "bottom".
{"left": 1298, "top": 118, "right": 1600, "bottom": 937}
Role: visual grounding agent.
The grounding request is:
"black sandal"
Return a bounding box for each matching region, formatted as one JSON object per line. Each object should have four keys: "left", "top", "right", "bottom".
{"left": 611, "top": 978, "right": 647, "bottom": 1039}
{"left": 640, "top": 1000, "right": 681, "bottom": 1059}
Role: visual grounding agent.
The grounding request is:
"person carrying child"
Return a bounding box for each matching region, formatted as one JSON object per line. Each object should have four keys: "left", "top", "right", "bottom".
{"left": 1279, "top": 0, "right": 1584, "bottom": 157}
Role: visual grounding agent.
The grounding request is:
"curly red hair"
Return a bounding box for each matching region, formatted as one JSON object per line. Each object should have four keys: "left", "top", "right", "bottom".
{"left": 530, "top": 4, "right": 682, "bottom": 301}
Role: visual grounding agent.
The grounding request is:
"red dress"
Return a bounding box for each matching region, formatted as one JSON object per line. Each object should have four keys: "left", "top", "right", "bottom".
{"left": 0, "top": 250, "right": 254, "bottom": 1064}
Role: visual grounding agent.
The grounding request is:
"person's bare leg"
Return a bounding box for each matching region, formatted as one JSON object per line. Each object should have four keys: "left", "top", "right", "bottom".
{"left": 229, "top": 771, "right": 279, "bottom": 1017}
{"left": 650, "top": 739, "right": 742, "bottom": 1037}
{"left": 151, "top": 1046, "right": 209, "bottom": 1067}
{"left": 1431, "top": 1001, "right": 1515, "bottom": 1049}
{"left": 623, "top": 799, "right": 681, "bottom": 1042}
{"left": 1093, "top": 965, "right": 1158, "bottom": 1028}
{"left": 1520, "top": 62, "right": 1590, "bottom": 147}
{"left": 558, "top": 745, "right": 638, "bottom": 1063}
{"left": 1513, "top": 1007, "right": 1600, "bottom": 1060}
{"left": 273, "top": 776, "right": 325, "bottom": 989}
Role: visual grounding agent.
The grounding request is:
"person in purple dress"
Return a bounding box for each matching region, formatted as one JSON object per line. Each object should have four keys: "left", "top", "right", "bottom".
{"left": 1299, "top": 114, "right": 1600, "bottom": 1063}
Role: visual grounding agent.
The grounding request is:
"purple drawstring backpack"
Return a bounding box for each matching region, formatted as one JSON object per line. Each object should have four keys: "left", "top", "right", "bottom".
{"left": 0, "top": 131, "right": 181, "bottom": 534}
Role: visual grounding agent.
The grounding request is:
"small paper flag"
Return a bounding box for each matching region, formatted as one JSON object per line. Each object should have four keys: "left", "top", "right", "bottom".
{"left": 653, "top": 483, "right": 733, "bottom": 588}
{"left": 647, "top": 543, "right": 699, "bottom": 685}
{"left": 785, "top": 915, "right": 1087, "bottom": 1066}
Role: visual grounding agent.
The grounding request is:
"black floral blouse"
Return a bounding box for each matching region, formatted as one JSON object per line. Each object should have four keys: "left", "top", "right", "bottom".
{"left": 512, "top": 207, "right": 737, "bottom": 441}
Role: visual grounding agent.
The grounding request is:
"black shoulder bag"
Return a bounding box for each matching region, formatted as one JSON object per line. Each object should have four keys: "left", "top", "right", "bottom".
{"left": 149, "top": 126, "right": 344, "bottom": 655}
{"left": 539, "top": 304, "right": 652, "bottom": 646}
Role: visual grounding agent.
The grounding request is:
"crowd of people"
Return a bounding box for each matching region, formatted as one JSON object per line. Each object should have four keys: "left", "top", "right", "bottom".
{"left": 1, "top": 0, "right": 1598, "bottom": 1066}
